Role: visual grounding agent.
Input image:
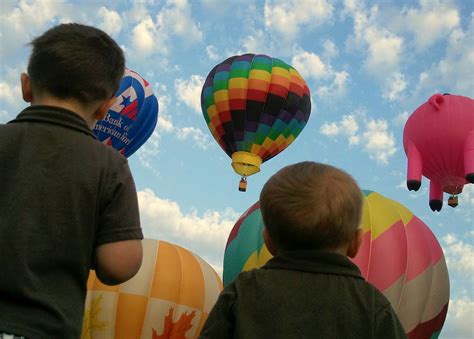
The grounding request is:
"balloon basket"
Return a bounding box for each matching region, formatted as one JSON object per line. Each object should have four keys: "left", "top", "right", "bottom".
{"left": 448, "top": 195, "right": 458, "bottom": 208}
{"left": 239, "top": 177, "right": 247, "bottom": 192}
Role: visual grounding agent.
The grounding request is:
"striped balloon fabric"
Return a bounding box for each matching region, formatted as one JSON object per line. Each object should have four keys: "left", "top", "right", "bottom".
{"left": 81, "top": 239, "right": 222, "bottom": 339}
{"left": 223, "top": 190, "right": 450, "bottom": 339}
{"left": 201, "top": 54, "right": 311, "bottom": 191}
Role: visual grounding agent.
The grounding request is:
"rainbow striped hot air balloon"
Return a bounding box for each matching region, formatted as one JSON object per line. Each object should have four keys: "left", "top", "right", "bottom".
{"left": 93, "top": 68, "right": 159, "bottom": 158}
{"left": 224, "top": 191, "right": 450, "bottom": 339}
{"left": 201, "top": 54, "right": 311, "bottom": 191}
{"left": 81, "top": 239, "right": 222, "bottom": 339}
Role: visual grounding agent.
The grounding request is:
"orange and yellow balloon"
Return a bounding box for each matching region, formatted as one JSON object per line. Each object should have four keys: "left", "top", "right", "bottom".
{"left": 81, "top": 239, "right": 223, "bottom": 339}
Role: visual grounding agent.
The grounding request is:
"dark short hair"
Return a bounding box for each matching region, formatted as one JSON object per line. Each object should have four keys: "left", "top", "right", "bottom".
{"left": 27, "top": 23, "right": 125, "bottom": 103}
{"left": 260, "top": 162, "right": 363, "bottom": 251}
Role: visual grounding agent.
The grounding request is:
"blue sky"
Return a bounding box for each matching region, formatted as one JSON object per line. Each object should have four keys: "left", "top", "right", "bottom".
{"left": 1, "top": 0, "right": 473, "bottom": 337}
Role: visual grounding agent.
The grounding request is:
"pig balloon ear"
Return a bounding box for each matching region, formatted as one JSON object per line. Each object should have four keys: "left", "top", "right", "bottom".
{"left": 428, "top": 94, "right": 445, "bottom": 111}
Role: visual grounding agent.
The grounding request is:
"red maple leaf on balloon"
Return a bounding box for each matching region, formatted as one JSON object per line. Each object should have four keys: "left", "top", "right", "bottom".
{"left": 152, "top": 307, "right": 196, "bottom": 339}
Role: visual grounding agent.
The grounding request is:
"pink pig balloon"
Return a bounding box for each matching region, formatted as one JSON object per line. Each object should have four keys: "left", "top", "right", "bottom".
{"left": 403, "top": 93, "right": 474, "bottom": 211}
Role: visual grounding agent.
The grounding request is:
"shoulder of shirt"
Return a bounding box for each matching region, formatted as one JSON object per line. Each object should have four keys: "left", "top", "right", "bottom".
{"left": 91, "top": 138, "right": 129, "bottom": 164}
{"left": 357, "top": 279, "right": 395, "bottom": 310}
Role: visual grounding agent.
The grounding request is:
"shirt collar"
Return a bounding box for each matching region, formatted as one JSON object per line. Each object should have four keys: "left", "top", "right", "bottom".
{"left": 8, "top": 105, "right": 97, "bottom": 139}
{"left": 263, "top": 250, "right": 364, "bottom": 279}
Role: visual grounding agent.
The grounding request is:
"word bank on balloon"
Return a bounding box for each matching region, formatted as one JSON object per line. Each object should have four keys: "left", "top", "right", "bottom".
{"left": 93, "top": 68, "right": 159, "bottom": 158}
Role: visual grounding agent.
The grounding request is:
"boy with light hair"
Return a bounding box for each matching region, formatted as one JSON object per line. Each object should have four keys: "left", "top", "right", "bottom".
{"left": 201, "top": 161, "right": 406, "bottom": 338}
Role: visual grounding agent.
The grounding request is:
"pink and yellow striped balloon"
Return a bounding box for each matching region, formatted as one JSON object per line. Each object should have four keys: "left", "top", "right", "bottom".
{"left": 82, "top": 239, "right": 223, "bottom": 339}
{"left": 223, "top": 190, "right": 450, "bottom": 338}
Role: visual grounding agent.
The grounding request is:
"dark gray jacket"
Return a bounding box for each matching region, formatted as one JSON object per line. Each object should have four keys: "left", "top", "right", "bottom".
{"left": 0, "top": 106, "right": 142, "bottom": 338}
{"left": 200, "top": 250, "right": 407, "bottom": 339}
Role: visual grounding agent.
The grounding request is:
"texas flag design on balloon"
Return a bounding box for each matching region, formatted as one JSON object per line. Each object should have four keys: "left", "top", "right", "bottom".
{"left": 93, "top": 68, "right": 159, "bottom": 158}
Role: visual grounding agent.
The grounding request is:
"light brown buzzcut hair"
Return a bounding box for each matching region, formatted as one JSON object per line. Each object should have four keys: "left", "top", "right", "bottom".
{"left": 259, "top": 161, "right": 363, "bottom": 251}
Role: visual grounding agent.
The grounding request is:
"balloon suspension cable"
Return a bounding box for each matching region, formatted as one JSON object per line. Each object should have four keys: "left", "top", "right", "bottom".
{"left": 239, "top": 176, "right": 248, "bottom": 192}
{"left": 448, "top": 194, "right": 458, "bottom": 208}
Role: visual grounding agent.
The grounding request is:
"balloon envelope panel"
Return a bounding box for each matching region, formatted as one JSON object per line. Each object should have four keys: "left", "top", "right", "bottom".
{"left": 201, "top": 54, "right": 311, "bottom": 162}
{"left": 82, "top": 239, "right": 223, "bottom": 339}
{"left": 93, "top": 68, "right": 159, "bottom": 158}
{"left": 223, "top": 191, "right": 449, "bottom": 338}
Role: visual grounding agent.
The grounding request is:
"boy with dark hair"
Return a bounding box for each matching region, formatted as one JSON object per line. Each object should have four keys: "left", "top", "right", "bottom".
{"left": 200, "top": 162, "right": 406, "bottom": 338}
{"left": 0, "top": 24, "right": 143, "bottom": 338}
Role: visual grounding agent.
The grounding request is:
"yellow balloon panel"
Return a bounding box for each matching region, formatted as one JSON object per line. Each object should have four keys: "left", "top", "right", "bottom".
{"left": 364, "top": 192, "right": 413, "bottom": 240}
{"left": 243, "top": 244, "right": 272, "bottom": 272}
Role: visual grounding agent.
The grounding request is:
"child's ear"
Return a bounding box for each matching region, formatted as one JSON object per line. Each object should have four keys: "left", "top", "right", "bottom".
{"left": 347, "top": 228, "right": 363, "bottom": 258}
{"left": 21, "top": 73, "right": 33, "bottom": 103}
{"left": 94, "top": 97, "right": 116, "bottom": 121}
{"left": 262, "top": 227, "right": 278, "bottom": 256}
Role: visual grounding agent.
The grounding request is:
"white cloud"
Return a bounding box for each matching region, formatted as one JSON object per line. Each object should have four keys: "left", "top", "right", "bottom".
{"left": 414, "top": 14, "right": 474, "bottom": 97}
{"left": 130, "top": 0, "right": 202, "bottom": 57}
{"left": 357, "top": 1, "right": 460, "bottom": 53}
{"left": 135, "top": 83, "right": 172, "bottom": 169}
{"left": 320, "top": 111, "right": 397, "bottom": 164}
{"left": 461, "top": 184, "right": 474, "bottom": 209}
{"left": 0, "top": 81, "right": 22, "bottom": 109}
{"left": 158, "top": 0, "right": 202, "bottom": 42}
{"left": 344, "top": 2, "right": 404, "bottom": 76}
{"left": 163, "top": 0, "right": 202, "bottom": 41}
{"left": 362, "top": 119, "right": 396, "bottom": 164}
{"left": 264, "top": 0, "right": 333, "bottom": 41}
{"left": 127, "top": 1, "right": 152, "bottom": 24}
{"left": 291, "top": 50, "right": 350, "bottom": 98}
{"left": 0, "top": 0, "right": 66, "bottom": 59}
{"left": 443, "top": 297, "right": 474, "bottom": 339}
{"left": 455, "top": 184, "right": 474, "bottom": 222}
{"left": 131, "top": 16, "right": 163, "bottom": 56}
{"left": 442, "top": 233, "right": 474, "bottom": 277}
{"left": 135, "top": 79, "right": 211, "bottom": 169}
{"left": 344, "top": 1, "right": 468, "bottom": 99}
{"left": 138, "top": 188, "right": 240, "bottom": 275}
{"left": 206, "top": 45, "right": 220, "bottom": 61}
{"left": 394, "top": 0, "right": 460, "bottom": 50}
{"left": 320, "top": 114, "right": 359, "bottom": 145}
{"left": 97, "top": 7, "right": 122, "bottom": 37}
{"left": 396, "top": 181, "right": 406, "bottom": 190}
{"left": 320, "top": 122, "right": 340, "bottom": 136}
{"left": 0, "top": 110, "right": 11, "bottom": 123}
{"left": 136, "top": 128, "right": 161, "bottom": 170}
{"left": 157, "top": 113, "right": 174, "bottom": 134}
{"left": 154, "top": 82, "right": 171, "bottom": 116}
{"left": 176, "top": 127, "right": 211, "bottom": 150}
{"left": 323, "top": 39, "right": 338, "bottom": 59}
{"left": 175, "top": 75, "right": 205, "bottom": 114}
{"left": 241, "top": 29, "right": 276, "bottom": 56}
{"left": 364, "top": 26, "right": 403, "bottom": 75}
{"left": 392, "top": 111, "right": 409, "bottom": 126}
{"left": 137, "top": 115, "right": 211, "bottom": 169}
{"left": 292, "top": 51, "right": 331, "bottom": 79}
{"left": 383, "top": 72, "right": 407, "bottom": 101}
{"left": 317, "top": 71, "right": 350, "bottom": 98}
